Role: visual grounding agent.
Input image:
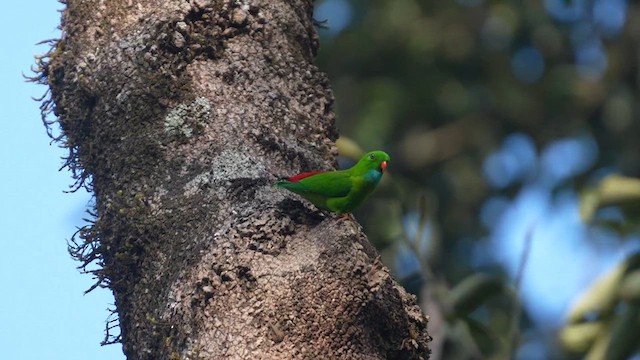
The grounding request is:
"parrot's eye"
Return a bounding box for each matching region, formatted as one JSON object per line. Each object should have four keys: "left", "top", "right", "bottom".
{"left": 369, "top": 154, "right": 375, "bottom": 160}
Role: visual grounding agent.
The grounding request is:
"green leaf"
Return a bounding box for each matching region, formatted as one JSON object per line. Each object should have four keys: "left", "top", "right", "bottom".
{"left": 619, "top": 270, "right": 640, "bottom": 301}
{"left": 605, "top": 302, "right": 640, "bottom": 360}
{"left": 336, "top": 136, "right": 365, "bottom": 160}
{"left": 580, "top": 175, "right": 640, "bottom": 223}
{"left": 448, "top": 274, "right": 505, "bottom": 317}
{"left": 559, "top": 321, "right": 604, "bottom": 353}
{"left": 464, "top": 316, "right": 501, "bottom": 356}
{"left": 566, "top": 262, "right": 625, "bottom": 323}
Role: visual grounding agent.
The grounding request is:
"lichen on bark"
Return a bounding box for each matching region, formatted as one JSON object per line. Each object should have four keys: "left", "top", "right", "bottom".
{"left": 34, "top": 0, "right": 430, "bottom": 358}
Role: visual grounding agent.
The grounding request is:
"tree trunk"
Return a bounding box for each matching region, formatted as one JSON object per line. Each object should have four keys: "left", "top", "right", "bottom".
{"left": 38, "top": 0, "right": 430, "bottom": 358}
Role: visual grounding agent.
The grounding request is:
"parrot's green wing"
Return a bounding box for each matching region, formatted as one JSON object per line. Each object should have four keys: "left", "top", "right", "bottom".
{"left": 277, "top": 170, "right": 351, "bottom": 197}
{"left": 276, "top": 170, "right": 353, "bottom": 213}
{"left": 293, "top": 170, "right": 352, "bottom": 197}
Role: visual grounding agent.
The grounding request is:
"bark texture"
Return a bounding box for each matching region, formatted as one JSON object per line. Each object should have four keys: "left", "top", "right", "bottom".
{"left": 40, "top": 0, "right": 430, "bottom": 358}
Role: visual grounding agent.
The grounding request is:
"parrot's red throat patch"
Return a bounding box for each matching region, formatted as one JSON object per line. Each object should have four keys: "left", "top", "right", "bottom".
{"left": 381, "top": 161, "right": 387, "bottom": 172}
{"left": 287, "top": 171, "right": 324, "bottom": 182}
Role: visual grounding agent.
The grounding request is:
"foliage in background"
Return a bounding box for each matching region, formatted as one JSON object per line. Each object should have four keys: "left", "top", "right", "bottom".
{"left": 317, "top": 0, "right": 640, "bottom": 359}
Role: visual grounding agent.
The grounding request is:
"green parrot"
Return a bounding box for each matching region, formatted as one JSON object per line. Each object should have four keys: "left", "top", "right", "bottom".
{"left": 276, "top": 150, "right": 390, "bottom": 214}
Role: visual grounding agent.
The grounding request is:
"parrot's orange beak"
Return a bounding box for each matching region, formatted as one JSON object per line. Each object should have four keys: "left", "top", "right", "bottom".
{"left": 381, "top": 161, "right": 387, "bottom": 172}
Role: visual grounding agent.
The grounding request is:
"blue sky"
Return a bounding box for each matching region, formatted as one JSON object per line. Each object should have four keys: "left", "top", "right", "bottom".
{"left": 0, "top": 2, "right": 124, "bottom": 359}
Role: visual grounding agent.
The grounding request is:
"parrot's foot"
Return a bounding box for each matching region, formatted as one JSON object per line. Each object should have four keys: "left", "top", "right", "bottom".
{"left": 337, "top": 213, "right": 355, "bottom": 222}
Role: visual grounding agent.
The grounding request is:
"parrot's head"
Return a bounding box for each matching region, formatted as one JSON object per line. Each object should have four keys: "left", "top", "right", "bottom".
{"left": 359, "top": 150, "right": 390, "bottom": 173}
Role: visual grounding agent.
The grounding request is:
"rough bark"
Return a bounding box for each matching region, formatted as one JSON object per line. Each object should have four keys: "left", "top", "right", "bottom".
{"left": 38, "top": 0, "right": 430, "bottom": 358}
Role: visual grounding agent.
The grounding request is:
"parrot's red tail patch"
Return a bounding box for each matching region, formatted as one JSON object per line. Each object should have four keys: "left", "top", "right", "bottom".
{"left": 287, "top": 171, "right": 324, "bottom": 182}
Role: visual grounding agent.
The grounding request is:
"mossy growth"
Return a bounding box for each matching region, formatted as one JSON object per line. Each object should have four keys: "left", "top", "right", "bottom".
{"left": 164, "top": 97, "right": 211, "bottom": 140}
